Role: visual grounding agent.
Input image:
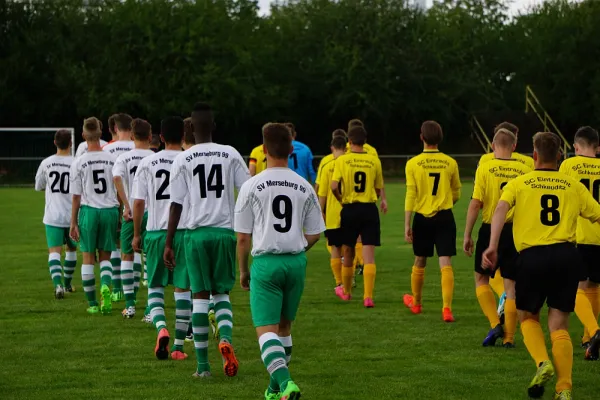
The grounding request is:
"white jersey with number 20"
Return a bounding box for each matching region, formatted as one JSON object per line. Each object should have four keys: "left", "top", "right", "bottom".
{"left": 234, "top": 167, "right": 325, "bottom": 256}
{"left": 35, "top": 155, "right": 75, "bottom": 227}
{"left": 170, "top": 143, "right": 250, "bottom": 230}
{"left": 70, "top": 151, "right": 119, "bottom": 209}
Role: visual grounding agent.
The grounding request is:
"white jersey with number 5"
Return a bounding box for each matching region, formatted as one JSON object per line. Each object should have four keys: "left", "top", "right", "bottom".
{"left": 76, "top": 140, "right": 107, "bottom": 158}
{"left": 234, "top": 167, "right": 325, "bottom": 256}
{"left": 132, "top": 150, "right": 188, "bottom": 231}
{"left": 70, "top": 151, "right": 119, "bottom": 209}
{"left": 112, "top": 149, "right": 155, "bottom": 204}
{"left": 35, "top": 155, "right": 75, "bottom": 227}
{"left": 170, "top": 143, "right": 250, "bottom": 230}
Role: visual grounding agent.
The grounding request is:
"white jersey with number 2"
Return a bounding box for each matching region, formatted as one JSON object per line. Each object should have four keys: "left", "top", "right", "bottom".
{"left": 70, "top": 151, "right": 119, "bottom": 209}
{"left": 35, "top": 155, "right": 75, "bottom": 227}
{"left": 234, "top": 167, "right": 325, "bottom": 256}
{"left": 132, "top": 150, "right": 188, "bottom": 231}
{"left": 170, "top": 143, "right": 250, "bottom": 230}
{"left": 112, "top": 149, "right": 155, "bottom": 204}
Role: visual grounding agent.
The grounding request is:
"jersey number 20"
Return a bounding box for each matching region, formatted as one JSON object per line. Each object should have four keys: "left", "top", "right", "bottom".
{"left": 49, "top": 171, "right": 69, "bottom": 194}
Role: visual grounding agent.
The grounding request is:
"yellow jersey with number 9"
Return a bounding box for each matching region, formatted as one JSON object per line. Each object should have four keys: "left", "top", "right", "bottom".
{"left": 472, "top": 159, "right": 531, "bottom": 223}
{"left": 559, "top": 156, "right": 600, "bottom": 245}
{"left": 500, "top": 170, "right": 600, "bottom": 252}
{"left": 332, "top": 152, "right": 383, "bottom": 204}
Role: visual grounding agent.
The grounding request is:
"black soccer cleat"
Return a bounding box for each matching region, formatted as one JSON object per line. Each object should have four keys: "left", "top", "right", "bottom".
{"left": 584, "top": 330, "right": 600, "bottom": 361}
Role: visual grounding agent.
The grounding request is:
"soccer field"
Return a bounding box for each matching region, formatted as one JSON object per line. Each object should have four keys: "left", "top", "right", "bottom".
{"left": 1, "top": 183, "right": 598, "bottom": 400}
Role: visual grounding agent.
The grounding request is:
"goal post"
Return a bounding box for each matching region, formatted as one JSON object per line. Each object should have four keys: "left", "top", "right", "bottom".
{"left": 0, "top": 127, "right": 75, "bottom": 186}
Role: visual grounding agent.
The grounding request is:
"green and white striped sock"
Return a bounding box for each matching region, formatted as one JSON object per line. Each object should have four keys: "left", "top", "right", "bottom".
{"left": 192, "top": 299, "right": 210, "bottom": 373}
{"left": 121, "top": 260, "right": 135, "bottom": 307}
{"left": 280, "top": 335, "right": 292, "bottom": 365}
{"left": 133, "top": 252, "right": 142, "bottom": 293}
{"left": 110, "top": 250, "right": 122, "bottom": 292}
{"left": 259, "top": 332, "right": 291, "bottom": 391}
{"left": 99, "top": 260, "right": 112, "bottom": 287}
{"left": 48, "top": 252, "right": 62, "bottom": 288}
{"left": 213, "top": 293, "right": 233, "bottom": 343}
{"left": 81, "top": 263, "right": 97, "bottom": 306}
{"left": 174, "top": 291, "right": 191, "bottom": 351}
{"left": 64, "top": 251, "right": 77, "bottom": 289}
{"left": 148, "top": 287, "right": 166, "bottom": 332}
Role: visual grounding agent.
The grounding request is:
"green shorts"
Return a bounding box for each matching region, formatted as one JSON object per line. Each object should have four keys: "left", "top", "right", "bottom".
{"left": 121, "top": 212, "right": 148, "bottom": 255}
{"left": 79, "top": 206, "right": 119, "bottom": 253}
{"left": 45, "top": 225, "right": 77, "bottom": 249}
{"left": 144, "top": 230, "right": 189, "bottom": 289}
{"left": 184, "top": 227, "right": 236, "bottom": 294}
{"left": 250, "top": 253, "right": 307, "bottom": 327}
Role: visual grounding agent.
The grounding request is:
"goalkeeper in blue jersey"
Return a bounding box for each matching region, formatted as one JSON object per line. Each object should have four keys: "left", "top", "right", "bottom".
{"left": 285, "top": 123, "right": 316, "bottom": 183}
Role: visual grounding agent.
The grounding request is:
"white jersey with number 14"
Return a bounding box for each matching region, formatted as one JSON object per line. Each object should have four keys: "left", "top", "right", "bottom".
{"left": 70, "top": 151, "right": 119, "bottom": 209}
{"left": 234, "top": 167, "right": 325, "bottom": 256}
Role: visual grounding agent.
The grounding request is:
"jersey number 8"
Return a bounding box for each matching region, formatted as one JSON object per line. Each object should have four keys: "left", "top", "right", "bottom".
{"left": 540, "top": 194, "right": 560, "bottom": 226}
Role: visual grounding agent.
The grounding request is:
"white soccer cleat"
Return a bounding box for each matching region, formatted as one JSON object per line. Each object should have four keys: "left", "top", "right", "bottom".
{"left": 55, "top": 285, "right": 65, "bottom": 300}
{"left": 142, "top": 314, "right": 153, "bottom": 324}
{"left": 122, "top": 306, "right": 136, "bottom": 319}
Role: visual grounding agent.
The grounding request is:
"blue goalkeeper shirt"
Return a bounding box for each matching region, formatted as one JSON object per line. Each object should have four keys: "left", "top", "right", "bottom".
{"left": 289, "top": 140, "right": 316, "bottom": 183}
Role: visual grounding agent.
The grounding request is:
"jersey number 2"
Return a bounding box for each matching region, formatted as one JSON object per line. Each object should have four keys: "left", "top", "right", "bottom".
{"left": 155, "top": 169, "right": 170, "bottom": 200}
{"left": 540, "top": 194, "right": 560, "bottom": 226}
{"left": 49, "top": 171, "right": 69, "bottom": 194}
{"left": 272, "top": 195, "right": 292, "bottom": 233}
{"left": 193, "top": 164, "right": 224, "bottom": 198}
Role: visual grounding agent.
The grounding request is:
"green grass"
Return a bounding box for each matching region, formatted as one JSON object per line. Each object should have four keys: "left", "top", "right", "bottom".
{"left": 0, "top": 183, "right": 598, "bottom": 400}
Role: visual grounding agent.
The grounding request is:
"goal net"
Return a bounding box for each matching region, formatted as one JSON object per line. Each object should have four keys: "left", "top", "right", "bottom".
{"left": 0, "top": 128, "right": 75, "bottom": 186}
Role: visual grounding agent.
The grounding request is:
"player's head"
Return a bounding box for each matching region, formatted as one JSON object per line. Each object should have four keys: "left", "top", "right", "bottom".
{"left": 263, "top": 123, "right": 293, "bottom": 160}
{"left": 533, "top": 132, "right": 561, "bottom": 165}
{"left": 420, "top": 120, "right": 443, "bottom": 146}
{"left": 108, "top": 114, "right": 119, "bottom": 139}
{"left": 54, "top": 129, "right": 72, "bottom": 151}
{"left": 114, "top": 113, "right": 133, "bottom": 138}
{"left": 348, "top": 126, "right": 367, "bottom": 146}
{"left": 494, "top": 122, "right": 519, "bottom": 145}
{"left": 330, "top": 135, "right": 347, "bottom": 154}
{"left": 150, "top": 134, "right": 161, "bottom": 151}
{"left": 190, "top": 102, "right": 214, "bottom": 141}
{"left": 574, "top": 126, "right": 599, "bottom": 155}
{"left": 161, "top": 116, "right": 184, "bottom": 146}
{"left": 348, "top": 119, "right": 364, "bottom": 132}
{"left": 183, "top": 117, "right": 195, "bottom": 147}
{"left": 82, "top": 117, "right": 102, "bottom": 142}
{"left": 285, "top": 123, "right": 296, "bottom": 139}
{"left": 332, "top": 129, "right": 347, "bottom": 139}
{"left": 131, "top": 118, "right": 152, "bottom": 142}
{"left": 491, "top": 128, "right": 517, "bottom": 152}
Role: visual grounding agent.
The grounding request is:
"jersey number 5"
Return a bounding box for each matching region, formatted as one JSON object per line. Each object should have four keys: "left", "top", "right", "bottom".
{"left": 49, "top": 171, "right": 69, "bottom": 194}
{"left": 540, "top": 194, "right": 560, "bottom": 226}
{"left": 429, "top": 173, "right": 440, "bottom": 195}
{"left": 92, "top": 170, "right": 107, "bottom": 194}
{"left": 272, "top": 195, "right": 292, "bottom": 233}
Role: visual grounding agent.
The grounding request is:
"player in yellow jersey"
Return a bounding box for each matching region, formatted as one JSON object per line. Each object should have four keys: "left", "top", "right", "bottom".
{"left": 345, "top": 119, "right": 378, "bottom": 157}
{"left": 479, "top": 122, "right": 535, "bottom": 170}
{"left": 483, "top": 132, "right": 600, "bottom": 400}
{"left": 464, "top": 128, "right": 531, "bottom": 347}
{"left": 248, "top": 144, "right": 267, "bottom": 176}
{"left": 315, "top": 129, "right": 348, "bottom": 193}
{"left": 318, "top": 135, "right": 348, "bottom": 294}
{"left": 558, "top": 126, "right": 600, "bottom": 358}
{"left": 403, "top": 121, "right": 461, "bottom": 323}
{"left": 331, "top": 126, "right": 384, "bottom": 308}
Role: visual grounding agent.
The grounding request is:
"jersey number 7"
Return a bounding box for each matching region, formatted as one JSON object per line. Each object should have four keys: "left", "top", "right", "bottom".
{"left": 429, "top": 172, "right": 440, "bottom": 195}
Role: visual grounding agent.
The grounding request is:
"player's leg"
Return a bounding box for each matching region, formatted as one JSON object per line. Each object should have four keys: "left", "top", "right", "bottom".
{"left": 354, "top": 237, "right": 364, "bottom": 275}
{"left": 498, "top": 224, "right": 518, "bottom": 347}
{"left": 45, "top": 225, "right": 65, "bottom": 298}
{"left": 97, "top": 207, "right": 118, "bottom": 315}
{"left": 326, "top": 229, "right": 343, "bottom": 297}
{"left": 78, "top": 206, "right": 100, "bottom": 314}
{"left": 172, "top": 229, "right": 191, "bottom": 360}
{"left": 502, "top": 278, "right": 517, "bottom": 347}
{"left": 404, "top": 213, "right": 431, "bottom": 313}
{"left": 435, "top": 210, "right": 457, "bottom": 323}
{"left": 575, "top": 245, "right": 600, "bottom": 351}
{"left": 134, "top": 211, "right": 149, "bottom": 291}
{"left": 64, "top": 236, "right": 77, "bottom": 293}
{"left": 360, "top": 203, "right": 380, "bottom": 308}
{"left": 339, "top": 205, "right": 359, "bottom": 300}
{"left": 110, "top": 229, "right": 123, "bottom": 302}
{"left": 120, "top": 218, "right": 136, "bottom": 318}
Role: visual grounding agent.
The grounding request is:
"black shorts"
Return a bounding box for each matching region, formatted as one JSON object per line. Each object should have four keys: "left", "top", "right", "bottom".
{"left": 325, "top": 229, "right": 344, "bottom": 248}
{"left": 339, "top": 203, "right": 380, "bottom": 247}
{"left": 577, "top": 244, "right": 600, "bottom": 283}
{"left": 516, "top": 243, "right": 582, "bottom": 314}
{"left": 412, "top": 209, "right": 456, "bottom": 258}
{"left": 474, "top": 223, "right": 518, "bottom": 280}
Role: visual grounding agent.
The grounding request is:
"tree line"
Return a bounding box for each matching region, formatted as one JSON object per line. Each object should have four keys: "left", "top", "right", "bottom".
{"left": 0, "top": 0, "right": 598, "bottom": 156}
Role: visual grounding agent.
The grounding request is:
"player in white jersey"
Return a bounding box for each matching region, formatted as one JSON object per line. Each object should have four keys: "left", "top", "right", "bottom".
{"left": 131, "top": 116, "right": 192, "bottom": 360}
{"left": 102, "top": 113, "right": 135, "bottom": 302}
{"left": 112, "top": 118, "right": 154, "bottom": 318}
{"left": 235, "top": 123, "right": 325, "bottom": 400}
{"left": 76, "top": 139, "right": 108, "bottom": 158}
{"left": 164, "top": 102, "right": 250, "bottom": 378}
{"left": 35, "top": 129, "right": 77, "bottom": 299}
{"left": 69, "top": 118, "right": 120, "bottom": 315}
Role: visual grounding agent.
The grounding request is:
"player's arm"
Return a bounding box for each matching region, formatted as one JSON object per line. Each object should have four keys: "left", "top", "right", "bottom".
{"left": 112, "top": 157, "right": 131, "bottom": 219}
{"left": 330, "top": 158, "right": 343, "bottom": 203}
{"left": 483, "top": 181, "right": 516, "bottom": 269}
{"left": 464, "top": 168, "right": 485, "bottom": 256}
{"left": 317, "top": 167, "right": 330, "bottom": 219}
{"left": 375, "top": 158, "right": 387, "bottom": 214}
{"left": 451, "top": 160, "right": 461, "bottom": 204}
{"left": 233, "top": 151, "right": 251, "bottom": 189}
{"left": 307, "top": 149, "right": 316, "bottom": 184}
{"left": 578, "top": 183, "right": 600, "bottom": 224}
{"left": 303, "top": 190, "right": 326, "bottom": 251}
{"left": 249, "top": 162, "right": 257, "bottom": 176}
{"left": 314, "top": 158, "right": 326, "bottom": 193}
{"left": 248, "top": 146, "right": 260, "bottom": 177}
{"left": 234, "top": 184, "right": 253, "bottom": 290}
{"left": 404, "top": 162, "right": 417, "bottom": 243}
{"left": 69, "top": 162, "right": 83, "bottom": 242}
{"left": 131, "top": 164, "right": 147, "bottom": 253}
{"left": 164, "top": 160, "right": 186, "bottom": 269}
{"left": 34, "top": 162, "right": 46, "bottom": 191}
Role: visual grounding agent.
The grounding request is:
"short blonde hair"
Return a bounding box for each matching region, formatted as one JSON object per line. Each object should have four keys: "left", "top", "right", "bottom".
{"left": 493, "top": 128, "right": 517, "bottom": 148}
{"left": 83, "top": 117, "right": 102, "bottom": 141}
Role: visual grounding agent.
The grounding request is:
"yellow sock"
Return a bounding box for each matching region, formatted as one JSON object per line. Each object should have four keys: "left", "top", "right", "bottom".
{"left": 342, "top": 266, "right": 353, "bottom": 295}
{"left": 354, "top": 242, "right": 363, "bottom": 266}
{"left": 489, "top": 271, "right": 504, "bottom": 297}
{"left": 504, "top": 299, "right": 517, "bottom": 344}
{"left": 476, "top": 285, "right": 499, "bottom": 328}
{"left": 326, "top": 244, "right": 332, "bottom": 255}
{"left": 521, "top": 319, "right": 550, "bottom": 366}
{"left": 330, "top": 258, "right": 342, "bottom": 286}
{"left": 575, "top": 289, "right": 600, "bottom": 340}
{"left": 586, "top": 286, "right": 600, "bottom": 324}
{"left": 441, "top": 266, "right": 454, "bottom": 310}
{"left": 551, "top": 330, "right": 573, "bottom": 393}
{"left": 411, "top": 266, "right": 425, "bottom": 305}
{"left": 363, "top": 264, "right": 376, "bottom": 300}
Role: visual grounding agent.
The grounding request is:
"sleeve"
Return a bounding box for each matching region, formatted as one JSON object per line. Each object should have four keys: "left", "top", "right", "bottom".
{"left": 331, "top": 157, "right": 343, "bottom": 182}
{"left": 306, "top": 149, "right": 316, "bottom": 183}
{"left": 303, "top": 189, "right": 326, "bottom": 235}
{"left": 169, "top": 157, "right": 188, "bottom": 205}
{"left": 499, "top": 179, "right": 517, "bottom": 207}
{"left": 315, "top": 158, "right": 326, "bottom": 186}
{"left": 233, "top": 151, "right": 251, "bottom": 190}
{"left": 70, "top": 160, "right": 83, "bottom": 196}
{"left": 248, "top": 146, "right": 259, "bottom": 164}
{"left": 317, "top": 165, "right": 331, "bottom": 197}
{"left": 131, "top": 160, "right": 148, "bottom": 201}
{"left": 578, "top": 182, "right": 600, "bottom": 222}
{"left": 233, "top": 183, "right": 254, "bottom": 234}
{"left": 404, "top": 160, "right": 417, "bottom": 212}
{"left": 34, "top": 161, "right": 46, "bottom": 191}
{"left": 374, "top": 158, "right": 384, "bottom": 189}
{"left": 477, "top": 154, "right": 487, "bottom": 168}
{"left": 472, "top": 167, "right": 485, "bottom": 201}
{"left": 75, "top": 143, "right": 85, "bottom": 158}
{"left": 451, "top": 160, "right": 461, "bottom": 200}
{"left": 558, "top": 160, "right": 569, "bottom": 175}
{"left": 371, "top": 145, "right": 379, "bottom": 157}
{"left": 112, "top": 155, "right": 126, "bottom": 178}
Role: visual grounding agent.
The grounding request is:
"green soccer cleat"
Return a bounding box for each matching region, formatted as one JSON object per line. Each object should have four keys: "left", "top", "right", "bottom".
{"left": 264, "top": 389, "right": 281, "bottom": 400}
{"left": 280, "top": 381, "right": 301, "bottom": 400}
{"left": 528, "top": 360, "right": 555, "bottom": 399}
{"left": 553, "top": 390, "right": 572, "bottom": 400}
{"left": 87, "top": 306, "right": 100, "bottom": 314}
{"left": 111, "top": 290, "right": 124, "bottom": 303}
{"left": 100, "top": 284, "right": 112, "bottom": 315}
{"left": 208, "top": 309, "right": 220, "bottom": 340}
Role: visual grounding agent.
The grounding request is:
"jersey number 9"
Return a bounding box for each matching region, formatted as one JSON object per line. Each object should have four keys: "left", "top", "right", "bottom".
{"left": 272, "top": 195, "right": 292, "bottom": 233}
{"left": 354, "top": 171, "right": 366, "bottom": 193}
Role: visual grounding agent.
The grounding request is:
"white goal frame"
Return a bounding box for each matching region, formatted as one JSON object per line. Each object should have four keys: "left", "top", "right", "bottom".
{"left": 0, "top": 127, "right": 76, "bottom": 160}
